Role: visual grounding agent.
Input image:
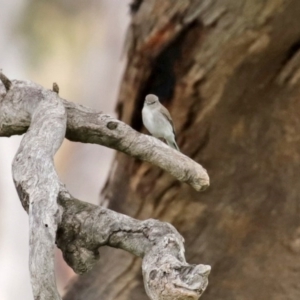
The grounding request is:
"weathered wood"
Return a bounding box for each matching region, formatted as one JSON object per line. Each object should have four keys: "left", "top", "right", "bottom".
{"left": 0, "top": 72, "right": 211, "bottom": 299}
{"left": 0, "top": 79, "right": 208, "bottom": 191}
{"left": 57, "top": 190, "right": 210, "bottom": 300}
{"left": 11, "top": 86, "right": 66, "bottom": 300}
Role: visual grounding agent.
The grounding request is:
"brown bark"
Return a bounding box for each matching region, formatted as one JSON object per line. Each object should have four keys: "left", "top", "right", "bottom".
{"left": 65, "top": 0, "right": 300, "bottom": 299}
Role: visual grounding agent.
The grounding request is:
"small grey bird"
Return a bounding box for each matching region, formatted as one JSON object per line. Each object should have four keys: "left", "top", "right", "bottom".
{"left": 142, "top": 94, "right": 179, "bottom": 151}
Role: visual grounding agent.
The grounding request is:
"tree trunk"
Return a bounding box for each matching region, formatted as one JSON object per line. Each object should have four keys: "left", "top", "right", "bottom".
{"left": 65, "top": 0, "right": 300, "bottom": 299}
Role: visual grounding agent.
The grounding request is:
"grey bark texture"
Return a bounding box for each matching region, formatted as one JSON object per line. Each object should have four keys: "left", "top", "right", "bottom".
{"left": 0, "top": 79, "right": 208, "bottom": 192}
{"left": 11, "top": 79, "right": 66, "bottom": 300}
{"left": 65, "top": 0, "right": 300, "bottom": 300}
{"left": 0, "top": 73, "right": 210, "bottom": 300}
{"left": 57, "top": 191, "right": 210, "bottom": 300}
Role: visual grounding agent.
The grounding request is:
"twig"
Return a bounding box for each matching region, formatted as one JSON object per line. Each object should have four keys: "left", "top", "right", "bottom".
{"left": 53, "top": 82, "right": 59, "bottom": 94}
{"left": 0, "top": 71, "right": 12, "bottom": 92}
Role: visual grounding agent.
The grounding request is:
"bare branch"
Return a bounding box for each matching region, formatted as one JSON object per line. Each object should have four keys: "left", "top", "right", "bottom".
{"left": 12, "top": 88, "right": 66, "bottom": 300}
{"left": 57, "top": 189, "right": 211, "bottom": 300}
{"left": 0, "top": 78, "right": 209, "bottom": 191}
{"left": 1, "top": 73, "right": 211, "bottom": 299}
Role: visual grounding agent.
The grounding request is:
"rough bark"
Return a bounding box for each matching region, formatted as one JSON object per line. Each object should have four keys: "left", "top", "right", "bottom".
{"left": 65, "top": 0, "right": 300, "bottom": 300}
{"left": 0, "top": 74, "right": 210, "bottom": 300}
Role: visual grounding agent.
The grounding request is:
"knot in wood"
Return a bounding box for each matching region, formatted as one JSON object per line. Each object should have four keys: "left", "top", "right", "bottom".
{"left": 107, "top": 121, "right": 118, "bottom": 130}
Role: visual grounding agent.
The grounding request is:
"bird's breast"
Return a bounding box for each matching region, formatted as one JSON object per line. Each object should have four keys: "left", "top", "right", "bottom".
{"left": 142, "top": 106, "right": 173, "bottom": 138}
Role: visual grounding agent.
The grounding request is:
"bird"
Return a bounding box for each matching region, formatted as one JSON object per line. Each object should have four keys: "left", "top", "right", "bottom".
{"left": 142, "top": 94, "right": 180, "bottom": 151}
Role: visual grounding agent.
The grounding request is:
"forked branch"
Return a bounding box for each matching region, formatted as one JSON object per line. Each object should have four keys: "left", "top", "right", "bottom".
{"left": 11, "top": 85, "right": 66, "bottom": 300}
{"left": 0, "top": 73, "right": 211, "bottom": 300}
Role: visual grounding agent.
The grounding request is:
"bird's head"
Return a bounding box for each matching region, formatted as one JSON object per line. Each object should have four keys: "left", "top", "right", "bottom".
{"left": 144, "top": 94, "right": 159, "bottom": 106}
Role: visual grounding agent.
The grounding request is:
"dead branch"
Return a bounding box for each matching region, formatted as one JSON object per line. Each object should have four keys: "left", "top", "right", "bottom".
{"left": 0, "top": 78, "right": 209, "bottom": 191}
{"left": 0, "top": 73, "right": 211, "bottom": 300}
{"left": 11, "top": 86, "right": 66, "bottom": 300}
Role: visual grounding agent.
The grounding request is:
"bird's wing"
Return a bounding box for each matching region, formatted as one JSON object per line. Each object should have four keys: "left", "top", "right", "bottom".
{"left": 160, "top": 105, "right": 176, "bottom": 135}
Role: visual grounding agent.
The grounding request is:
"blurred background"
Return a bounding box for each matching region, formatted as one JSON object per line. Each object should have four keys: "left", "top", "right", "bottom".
{"left": 3, "top": 1, "right": 300, "bottom": 300}
{"left": 0, "top": 0, "right": 130, "bottom": 299}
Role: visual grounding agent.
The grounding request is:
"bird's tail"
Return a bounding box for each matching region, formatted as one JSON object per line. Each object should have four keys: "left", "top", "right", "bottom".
{"left": 166, "top": 137, "right": 180, "bottom": 152}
